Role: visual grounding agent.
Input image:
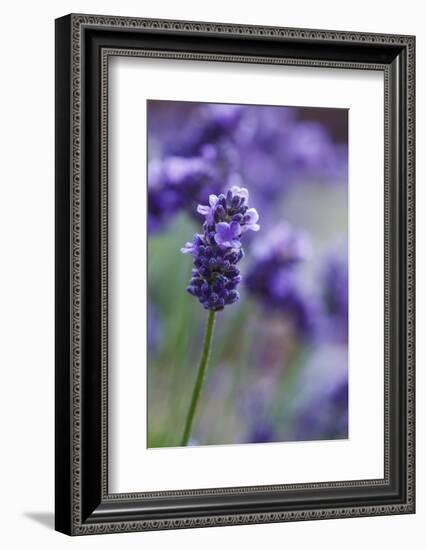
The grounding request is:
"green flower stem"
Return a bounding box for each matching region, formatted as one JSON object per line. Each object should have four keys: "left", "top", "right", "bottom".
{"left": 180, "top": 310, "right": 216, "bottom": 446}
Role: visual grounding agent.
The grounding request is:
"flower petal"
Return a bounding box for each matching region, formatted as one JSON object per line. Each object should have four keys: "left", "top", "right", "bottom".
{"left": 209, "top": 194, "right": 219, "bottom": 208}
{"left": 246, "top": 208, "right": 259, "bottom": 224}
{"left": 230, "top": 220, "right": 242, "bottom": 238}
{"left": 214, "top": 222, "right": 231, "bottom": 244}
{"left": 197, "top": 204, "right": 210, "bottom": 216}
{"left": 181, "top": 242, "right": 195, "bottom": 254}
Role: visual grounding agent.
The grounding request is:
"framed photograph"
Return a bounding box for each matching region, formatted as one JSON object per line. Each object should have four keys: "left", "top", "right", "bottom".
{"left": 55, "top": 14, "right": 415, "bottom": 535}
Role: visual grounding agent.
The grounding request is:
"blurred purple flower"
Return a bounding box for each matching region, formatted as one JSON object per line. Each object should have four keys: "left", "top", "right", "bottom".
{"left": 245, "top": 223, "right": 315, "bottom": 339}
{"left": 286, "top": 122, "right": 334, "bottom": 169}
{"left": 249, "top": 222, "right": 311, "bottom": 267}
{"left": 148, "top": 156, "right": 220, "bottom": 232}
{"left": 147, "top": 101, "right": 348, "bottom": 232}
{"left": 174, "top": 104, "right": 245, "bottom": 156}
{"left": 291, "top": 346, "right": 348, "bottom": 440}
{"left": 148, "top": 104, "right": 246, "bottom": 232}
{"left": 270, "top": 272, "right": 317, "bottom": 338}
{"left": 234, "top": 107, "right": 348, "bottom": 214}
{"left": 235, "top": 107, "right": 297, "bottom": 205}
{"left": 151, "top": 104, "right": 243, "bottom": 176}
{"left": 283, "top": 121, "right": 349, "bottom": 184}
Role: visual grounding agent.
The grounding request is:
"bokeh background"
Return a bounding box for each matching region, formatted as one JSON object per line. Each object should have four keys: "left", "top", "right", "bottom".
{"left": 147, "top": 100, "right": 348, "bottom": 448}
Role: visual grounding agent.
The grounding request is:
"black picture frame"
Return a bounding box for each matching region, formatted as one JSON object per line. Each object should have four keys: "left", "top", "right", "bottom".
{"left": 55, "top": 13, "right": 415, "bottom": 535}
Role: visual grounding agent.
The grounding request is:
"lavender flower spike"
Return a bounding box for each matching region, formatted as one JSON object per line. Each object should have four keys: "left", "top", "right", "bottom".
{"left": 182, "top": 186, "right": 259, "bottom": 311}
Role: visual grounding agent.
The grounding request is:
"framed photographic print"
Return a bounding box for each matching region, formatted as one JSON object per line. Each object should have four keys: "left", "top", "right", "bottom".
{"left": 55, "top": 14, "right": 415, "bottom": 535}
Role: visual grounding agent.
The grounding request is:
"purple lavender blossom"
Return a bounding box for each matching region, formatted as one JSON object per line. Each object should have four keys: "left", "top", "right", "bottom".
{"left": 245, "top": 223, "right": 315, "bottom": 338}
{"left": 182, "top": 186, "right": 259, "bottom": 311}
